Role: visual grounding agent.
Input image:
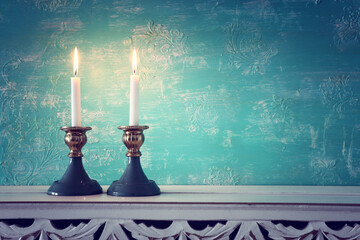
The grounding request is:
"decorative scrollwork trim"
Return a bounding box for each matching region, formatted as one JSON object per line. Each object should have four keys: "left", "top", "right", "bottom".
{"left": 1, "top": 219, "right": 360, "bottom": 240}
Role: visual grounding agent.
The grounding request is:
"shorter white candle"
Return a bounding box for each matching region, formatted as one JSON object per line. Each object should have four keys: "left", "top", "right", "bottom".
{"left": 129, "top": 49, "right": 139, "bottom": 126}
{"left": 71, "top": 47, "right": 81, "bottom": 127}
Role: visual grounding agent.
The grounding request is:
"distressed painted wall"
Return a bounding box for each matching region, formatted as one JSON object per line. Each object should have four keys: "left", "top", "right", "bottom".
{"left": 1, "top": 0, "right": 360, "bottom": 185}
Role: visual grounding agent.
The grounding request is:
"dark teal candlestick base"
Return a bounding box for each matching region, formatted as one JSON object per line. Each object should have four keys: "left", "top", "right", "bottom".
{"left": 107, "top": 157, "right": 160, "bottom": 196}
{"left": 47, "top": 157, "right": 102, "bottom": 196}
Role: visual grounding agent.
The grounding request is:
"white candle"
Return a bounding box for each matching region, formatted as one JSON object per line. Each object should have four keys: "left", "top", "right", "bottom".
{"left": 71, "top": 47, "right": 81, "bottom": 127}
{"left": 129, "top": 49, "right": 139, "bottom": 126}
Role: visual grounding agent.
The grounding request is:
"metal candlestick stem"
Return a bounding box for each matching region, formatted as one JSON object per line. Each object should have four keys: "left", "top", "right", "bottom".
{"left": 47, "top": 127, "right": 102, "bottom": 196}
{"left": 107, "top": 125, "right": 160, "bottom": 196}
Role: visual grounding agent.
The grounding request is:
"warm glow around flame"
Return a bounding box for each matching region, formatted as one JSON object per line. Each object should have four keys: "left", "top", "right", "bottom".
{"left": 132, "top": 49, "right": 137, "bottom": 74}
{"left": 74, "top": 47, "right": 78, "bottom": 77}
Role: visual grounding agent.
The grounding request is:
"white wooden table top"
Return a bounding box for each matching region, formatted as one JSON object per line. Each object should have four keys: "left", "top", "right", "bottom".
{"left": 1, "top": 185, "right": 360, "bottom": 205}
{"left": 1, "top": 186, "right": 360, "bottom": 221}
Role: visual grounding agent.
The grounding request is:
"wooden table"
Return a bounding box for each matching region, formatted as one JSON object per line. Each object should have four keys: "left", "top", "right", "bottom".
{"left": 1, "top": 185, "right": 360, "bottom": 239}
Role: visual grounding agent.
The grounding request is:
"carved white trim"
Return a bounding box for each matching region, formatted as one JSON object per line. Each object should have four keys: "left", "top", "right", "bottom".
{"left": 0, "top": 219, "right": 104, "bottom": 240}
{"left": 120, "top": 220, "right": 238, "bottom": 240}
{"left": 235, "top": 221, "right": 265, "bottom": 240}
{"left": 1, "top": 219, "right": 360, "bottom": 240}
{"left": 260, "top": 221, "right": 360, "bottom": 240}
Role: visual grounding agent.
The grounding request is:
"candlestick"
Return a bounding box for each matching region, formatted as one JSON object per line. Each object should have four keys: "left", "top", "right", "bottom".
{"left": 47, "top": 127, "right": 102, "bottom": 196}
{"left": 107, "top": 125, "right": 160, "bottom": 196}
{"left": 129, "top": 49, "right": 139, "bottom": 126}
{"left": 71, "top": 47, "right": 81, "bottom": 127}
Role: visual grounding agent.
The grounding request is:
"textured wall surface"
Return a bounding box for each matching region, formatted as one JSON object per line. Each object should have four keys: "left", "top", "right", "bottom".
{"left": 1, "top": 0, "right": 360, "bottom": 185}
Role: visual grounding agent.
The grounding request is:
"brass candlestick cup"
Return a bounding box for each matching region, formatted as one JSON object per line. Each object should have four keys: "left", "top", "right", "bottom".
{"left": 107, "top": 125, "right": 160, "bottom": 196}
{"left": 47, "top": 127, "right": 102, "bottom": 196}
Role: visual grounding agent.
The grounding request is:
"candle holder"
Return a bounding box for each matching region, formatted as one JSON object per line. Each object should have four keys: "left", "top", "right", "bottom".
{"left": 107, "top": 126, "right": 160, "bottom": 196}
{"left": 47, "top": 127, "right": 102, "bottom": 196}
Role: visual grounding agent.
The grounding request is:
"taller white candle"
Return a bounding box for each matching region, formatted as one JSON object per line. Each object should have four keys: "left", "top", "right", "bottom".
{"left": 71, "top": 47, "right": 81, "bottom": 127}
{"left": 129, "top": 49, "right": 139, "bottom": 126}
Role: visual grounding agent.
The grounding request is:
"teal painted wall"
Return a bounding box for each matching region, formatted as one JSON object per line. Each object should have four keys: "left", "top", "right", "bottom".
{"left": 1, "top": 0, "right": 360, "bottom": 185}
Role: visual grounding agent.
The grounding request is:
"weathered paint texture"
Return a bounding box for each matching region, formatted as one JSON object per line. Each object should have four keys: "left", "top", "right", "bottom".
{"left": 1, "top": 0, "right": 360, "bottom": 185}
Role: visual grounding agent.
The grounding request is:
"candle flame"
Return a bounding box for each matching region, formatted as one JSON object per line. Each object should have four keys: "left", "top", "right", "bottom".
{"left": 74, "top": 47, "right": 78, "bottom": 77}
{"left": 132, "top": 49, "right": 137, "bottom": 74}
